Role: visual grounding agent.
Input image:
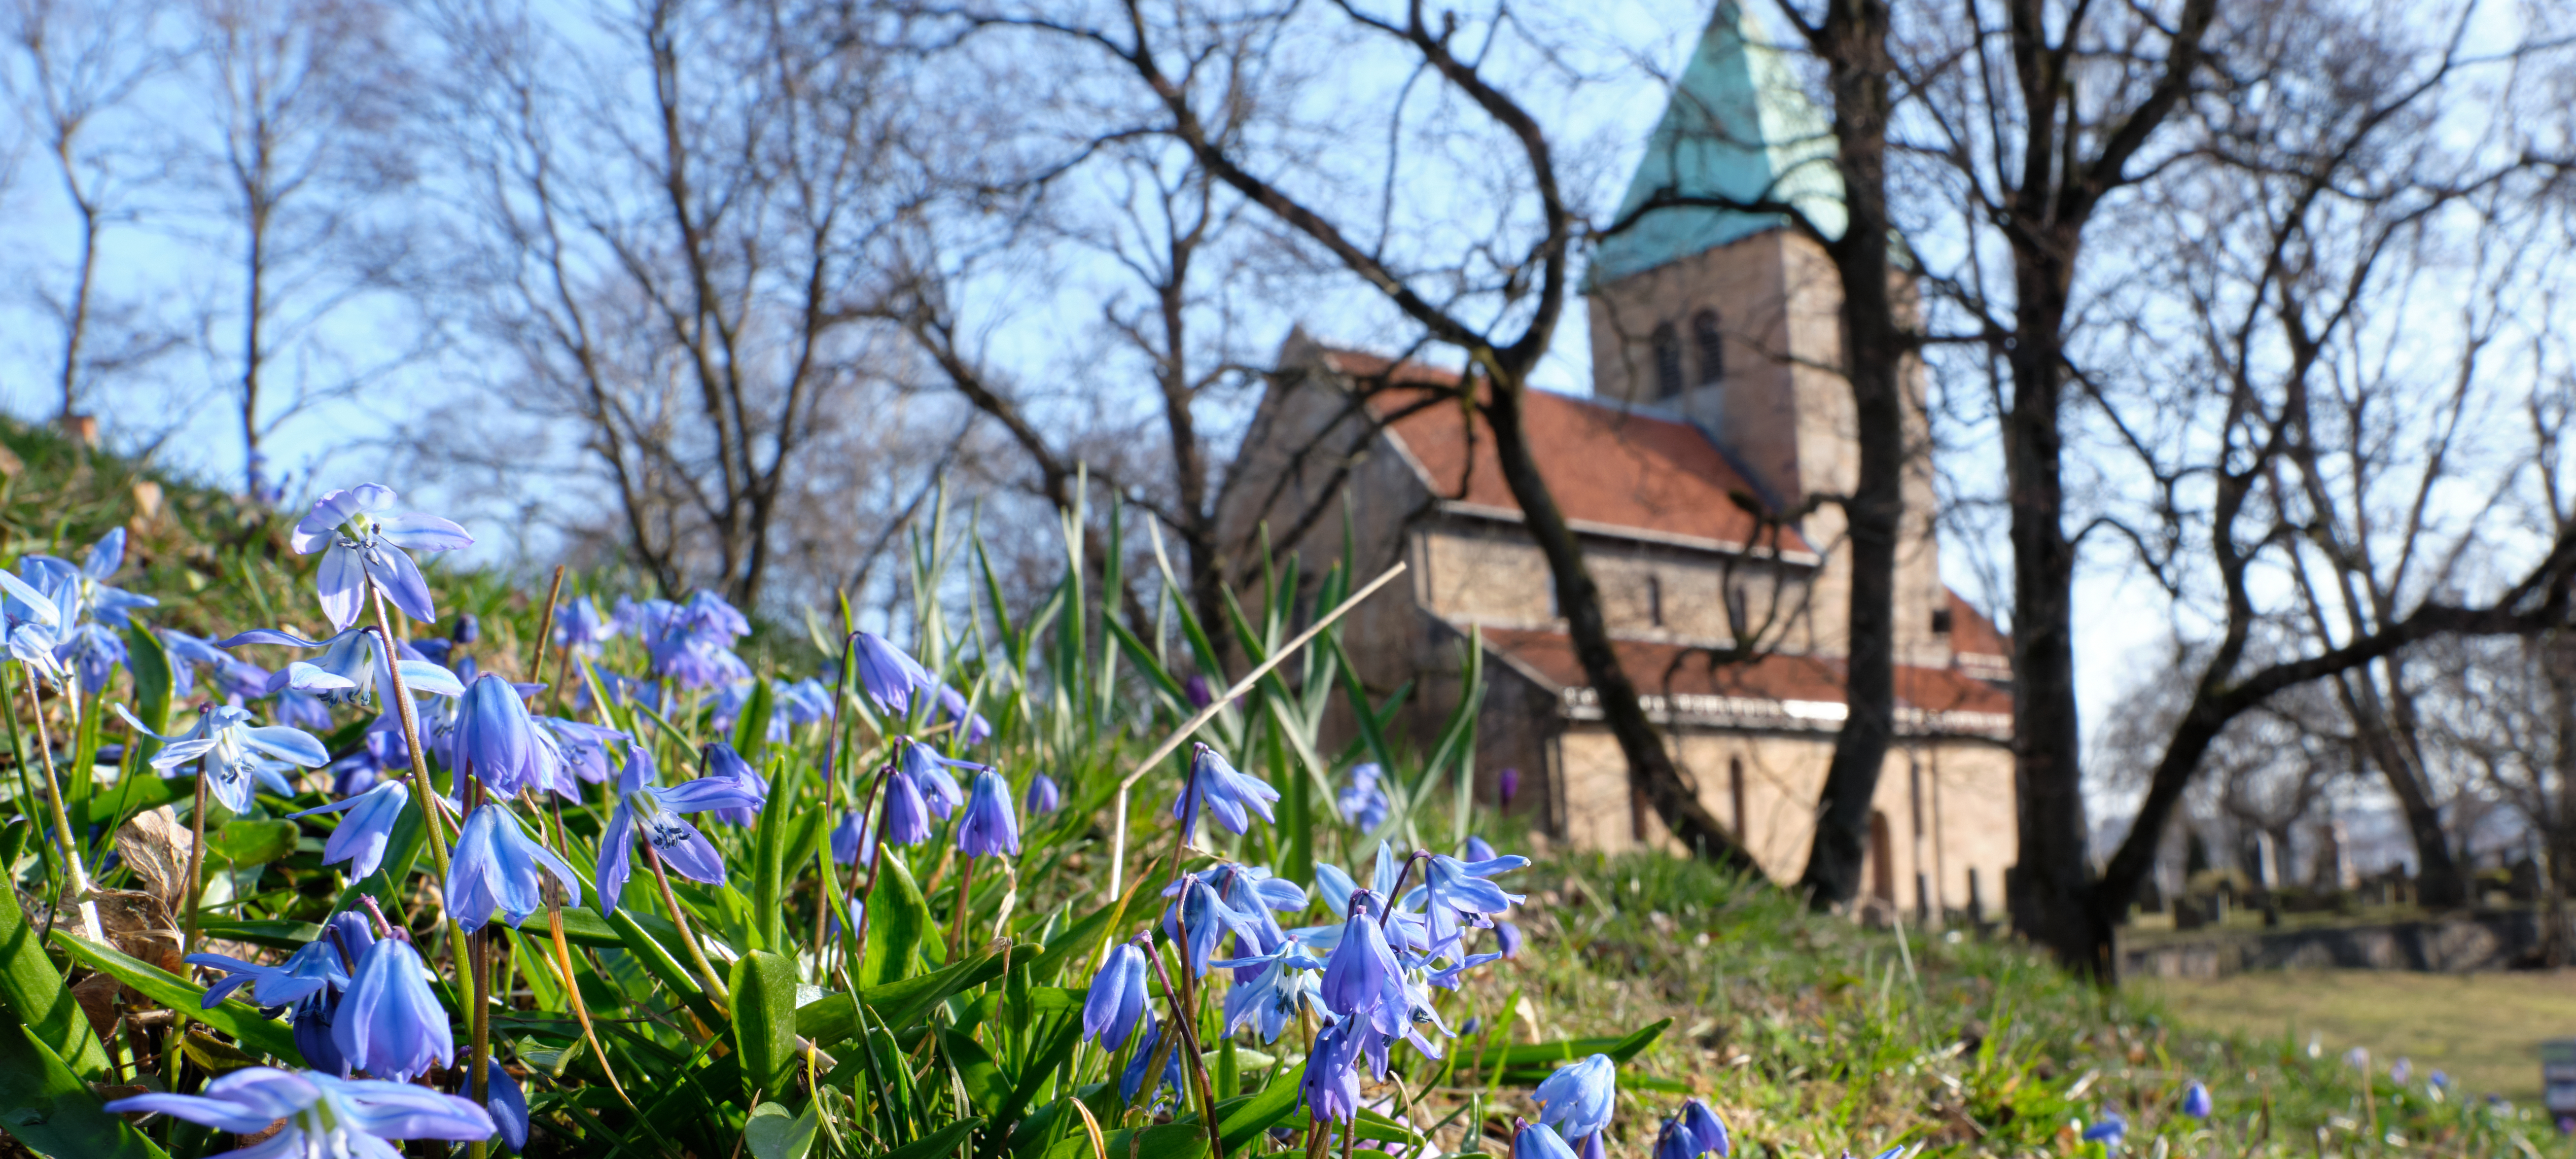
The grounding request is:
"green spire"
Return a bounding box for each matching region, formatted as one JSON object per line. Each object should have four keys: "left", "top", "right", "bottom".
{"left": 1587, "top": 1, "right": 1845, "bottom": 287}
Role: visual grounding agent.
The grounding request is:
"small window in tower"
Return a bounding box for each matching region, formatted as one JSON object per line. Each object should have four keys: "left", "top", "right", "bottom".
{"left": 1650, "top": 322, "right": 1683, "bottom": 399}
{"left": 1692, "top": 310, "right": 1725, "bottom": 384}
{"left": 1725, "top": 583, "right": 1749, "bottom": 641}
{"left": 1647, "top": 575, "right": 1664, "bottom": 628}
{"left": 1931, "top": 607, "right": 1955, "bottom": 634}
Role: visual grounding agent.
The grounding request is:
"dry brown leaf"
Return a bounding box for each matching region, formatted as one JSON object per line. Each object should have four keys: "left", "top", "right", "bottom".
{"left": 115, "top": 806, "right": 196, "bottom": 917}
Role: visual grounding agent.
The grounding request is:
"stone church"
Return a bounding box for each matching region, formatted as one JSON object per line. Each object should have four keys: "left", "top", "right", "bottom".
{"left": 1216, "top": 3, "right": 2016, "bottom": 919}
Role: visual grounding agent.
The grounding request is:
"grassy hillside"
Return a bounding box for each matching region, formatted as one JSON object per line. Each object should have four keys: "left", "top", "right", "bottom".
{"left": 0, "top": 419, "right": 2551, "bottom": 1159}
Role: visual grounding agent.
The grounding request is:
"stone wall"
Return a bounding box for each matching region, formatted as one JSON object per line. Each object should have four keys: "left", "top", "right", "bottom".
{"left": 2122, "top": 911, "right": 2571, "bottom": 978}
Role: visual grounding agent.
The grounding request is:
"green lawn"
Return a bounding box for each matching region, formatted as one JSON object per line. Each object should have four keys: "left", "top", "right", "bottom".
{"left": 2134, "top": 969, "right": 2576, "bottom": 1103}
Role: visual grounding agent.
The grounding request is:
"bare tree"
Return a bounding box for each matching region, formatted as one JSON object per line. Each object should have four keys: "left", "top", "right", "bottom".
{"left": 946, "top": 0, "right": 1766, "bottom": 869}
{"left": 416, "top": 0, "right": 937, "bottom": 608}
{"left": 2, "top": 0, "right": 183, "bottom": 430}
{"left": 1928, "top": 0, "right": 2576, "bottom": 973}
{"left": 193, "top": 0, "right": 419, "bottom": 493}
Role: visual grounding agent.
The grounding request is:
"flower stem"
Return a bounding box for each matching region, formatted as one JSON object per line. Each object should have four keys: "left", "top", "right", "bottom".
{"left": 644, "top": 840, "right": 733, "bottom": 1009}
{"left": 846, "top": 757, "right": 896, "bottom": 982}
{"left": 812, "top": 630, "right": 856, "bottom": 975}
{"left": 1138, "top": 934, "right": 1226, "bottom": 1159}
{"left": 946, "top": 855, "right": 977, "bottom": 962}
{"left": 22, "top": 674, "right": 101, "bottom": 940}
{"left": 467, "top": 920, "right": 491, "bottom": 1159}
{"left": 369, "top": 586, "right": 452, "bottom": 880}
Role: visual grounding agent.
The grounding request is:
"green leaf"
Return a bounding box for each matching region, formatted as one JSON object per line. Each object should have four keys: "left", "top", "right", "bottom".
{"left": 195, "top": 919, "right": 324, "bottom": 951}
{"left": 862, "top": 854, "right": 930, "bottom": 989}
{"left": 122, "top": 624, "right": 173, "bottom": 767}
{"left": 730, "top": 949, "right": 798, "bottom": 1104}
{"left": 0, "top": 872, "right": 113, "bottom": 1080}
{"left": 940, "top": 1027, "right": 1010, "bottom": 1114}
{"left": 1014, "top": 889, "right": 1132, "bottom": 986}
{"left": 202, "top": 819, "right": 299, "bottom": 868}
{"left": 74, "top": 774, "right": 184, "bottom": 829}
{"left": 744, "top": 1100, "right": 820, "bottom": 1159}
{"left": 885, "top": 1116, "right": 986, "bottom": 1159}
{"left": 601, "top": 908, "right": 729, "bottom": 1031}
{"left": 1471, "top": 1019, "right": 1673, "bottom": 1085}
{"left": 0, "top": 1022, "right": 169, "bottom": 1159}
{"left": 976, "top": 1018, "right": 1082, "bottom": 1159}
{"left": 1217, "top": 1062, "right": 1307, "bottom": 1150}
{"left": 752, "top": 759, "right": 800, "bottom": 952}
{"left": 50, "top": 932, "right": 301, "bottom": 1064}
{"left": 731, "top": 678, "right": 776, "bottom": 760}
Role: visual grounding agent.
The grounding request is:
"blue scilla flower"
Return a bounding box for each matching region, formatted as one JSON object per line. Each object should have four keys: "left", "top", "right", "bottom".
{"left": 1421, "top": 850, "right": 1528, "bottom": 951}
{"left": 955, "top": 770, "right": 1020, "bottom": 857}
{"left": 2081, "top": 1112, "right": 2126, "bottom": 1142}
{"left": 1515, "top": 1120, "right": 1579, "bottom": 1159}
{"left": 1163, "top": 871, "right": 1262, "bottom": 978}
{"left": 935, "top": 685, "right": 992, "bottom": 746}
{"left": 105, "top": 1067, "right": 493, "bottom": 1153}
{"left": 538, "top": 717, "right": 627, "bottom": 784}
{"left": 700, "top": 741, "right": 771, "bottom": 827}
{"left": 1465, "top": 835, "right": 1500, "bottom": 862}
{"left": 1656, "top": 1118, "right": 1697, "bottom": 1159}
{"left": 1121, "top": 1014, "right": 1186, "bottom": 1106}
{"left": 118, "top": 703, "right": 329, "bottom": 813}
{"left": 216, "top": 625, "right": 467, "bottom": 707}
{"left": 461, "top": 1059, "right": 530, "bottom": 1152}
{"left": 1682, "top": 1098, "right": 1730, "bottom": 1156}
{"left": 159, "top": 629, "right": 228, "bottom": 698}
{"left": 287, "top": 780, "right": 412, "bottom": 880}
{"left": 1318, "top": 890, "right": 1406, "bottom": 1032}
{"left": 711, "top": 682, "right": 790, "bottom": 746}
{"left": 1199, "top": 863, "right": 1307, "bottom": 962}
{"left": 1172, "top": 742, "right": 1279, "bottom": 837}
{"left": 335, "top": 935, "right": 453, "bottom": 1081}
{"left": 450, "top": 673, "right": 562, "bottom": 796}
{"left": 0, "top": 567, "right": 69, "bottom": 686}
{"left": 850, "top": 631, "right": 936, "bottom": 716}
{"left": 777, "top": 677, "right": 834, "bottom": 727}
{"left": 291, "top": 913, "right": 376, "bottom": 1076}
{"left": 448, "top": 804, "right": 581, "bottom": 933}
{"left": 1304, "top": 1019, "right": 1367, "bottom": 1124}
{"left": 1496, "top": 920, "right": 1524, "bottom": 958}
{"left": 54, "top": 622, "right": 126, "bottom": 691}
{"left": 292, "top": 484, "right": 474, "bottom": 630}
{"left": 618, "top": 594, "right": 752, "bottom": 689}
{"left": 900, "top": 739, "right": 980, "bottom": 819}
{"left": 25, "top": 529, "right": 157, "bottom": 629}
{"left": 1209, "top": 939, "right": 1326, "bottom": 1044}
{"left": 2181, "top": 1081, "right": 2212, "bottom": 1119}
{"left": 1083, "top": 942, "right": 1152, "bottom": 1050}
{"left": 596, "top": 744, "right": 763, "bottom": 913}
{"left": 1027, "top": 773, "right": 1062, "bottom": 815}
{"left": 553, "top": 596, "right": 618, "bottom": 655}
{"left": 1534, "top": 1054, "right": 1618, "bottom": 1142}
{"left": 830, "top": 810, "right": 875, "bottom": 866}
{"left": 188, "top": 934, "right": 347, "bottom": 1012}
{"left": 1339, "top": 762, "right": 1389, "bottom": 832}
{"left": 882, "top": 761, "right": 934, "bottom": 846}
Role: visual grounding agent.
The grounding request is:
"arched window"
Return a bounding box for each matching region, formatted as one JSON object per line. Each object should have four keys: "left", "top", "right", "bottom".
{"left": 1728, "top": 757, "right": 1747, "bottom": 840}
{"left": 1692, "top": 309, "right": 1725, "bottom": 384}
{"left": 1646, "top": 574, "right": 1664, "bottom": 627}
{"left": 1650, "top": 321, "right": 1683, "bottom": 399}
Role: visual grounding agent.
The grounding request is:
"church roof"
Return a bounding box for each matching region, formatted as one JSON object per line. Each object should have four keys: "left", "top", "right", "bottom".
{"left": 1477, "top": 627, "right": 2013, "bottom": 738}
{"left": 1315, "top": 349, "right": 1810, "bottom": 558}
{"left": 1586, "top": 1, "right": 1846, "bottom": 287}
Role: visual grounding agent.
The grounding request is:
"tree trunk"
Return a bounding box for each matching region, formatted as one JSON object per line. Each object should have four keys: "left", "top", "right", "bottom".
{"left": 2003, "top": 230, "right": 2103, "bottom": 975}
{"left": 1796, "top": 0, "right": 1906, "bottom": 911}
{"left": 1479, "top": 367, "right": 1762, "bottom": 874}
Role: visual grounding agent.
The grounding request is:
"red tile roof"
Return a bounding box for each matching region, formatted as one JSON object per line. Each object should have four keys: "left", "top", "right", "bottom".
{"left": 1315, "top": 349, "right": 1807, "bottom": 556}
{"left": 1945, "top": 589, "right": 2009, "bottom": 660}
{"left": 1478, "top": 626, "right": 2012, "bottom": 737}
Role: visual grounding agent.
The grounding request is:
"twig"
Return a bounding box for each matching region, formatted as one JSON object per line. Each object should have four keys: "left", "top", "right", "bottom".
{"left": 646, "top": 841, "right": 733, "bottom": 1008}
{"left": 23, "top": 675, "right": 102, "bottom": 940}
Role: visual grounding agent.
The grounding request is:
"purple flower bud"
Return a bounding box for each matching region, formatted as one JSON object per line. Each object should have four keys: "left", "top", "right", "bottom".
{"left": 459, "top": 1059, "right": 528, "bottom": 1152}
{"left": 851, "top": 632, "right": 936, "bottom": 715}
{"left": 334, "top": 937, "right": 453, "bottom": 1082}
{"left": 1533, "top": 1054, "right": 1617, "bottom": 1141}
{"left": 1184, "top": 674, "right": 1213, "bottom": 708}
{"left": 1682, "top": 1098, "right": 1730, "bottom": 1156}
{"left": 2081, "top": 1113, "right": 2127, "bottom": 1142}
{"left": 1303, "top": 1020, "right": 1367, "bottom": 1124}
{"left": 452, "top": 613, "right": 480, "bottom": 644}
{"left": 1082, "top": 943, "right": 1151, "bottom": 1050}
{"left": 2181, "top": 1080, "right": 2213, "bottom": 1119}
{"left": 1656, "top": 1120, "right": 1696, "bottom": 1159}
{"left": 452, "top": 674, "right": 552, "bottom": 795}
{"left": 956, "top": 770, "right": 1021, "bottom": 857}
{"left": 1514, "top": 1120, "right": 1578, "bottom": 1159}
{"left": 1498, "top": 767, "right": 1521, "bottom": 806}
{"left": 1026, "top": 773, "right": 1062, "bottom": 814}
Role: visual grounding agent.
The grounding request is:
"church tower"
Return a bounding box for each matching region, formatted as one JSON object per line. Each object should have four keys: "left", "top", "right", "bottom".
{"left": 1584, "top": 1, "right": 1951, "bottom": 667}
